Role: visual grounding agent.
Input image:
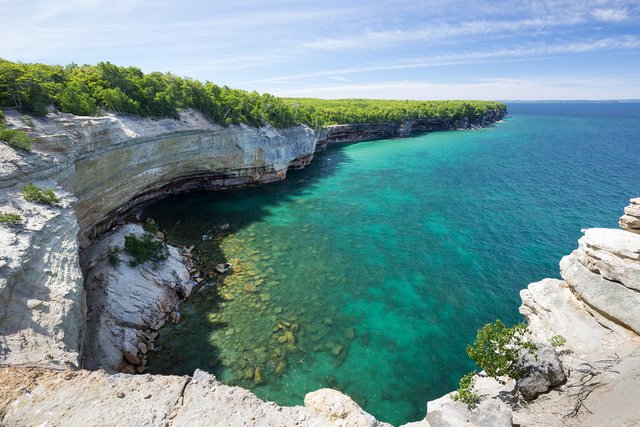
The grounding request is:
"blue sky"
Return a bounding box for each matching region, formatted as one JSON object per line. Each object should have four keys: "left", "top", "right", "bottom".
{"left": 1, "top": 0, "right": 639, "bottom": 100}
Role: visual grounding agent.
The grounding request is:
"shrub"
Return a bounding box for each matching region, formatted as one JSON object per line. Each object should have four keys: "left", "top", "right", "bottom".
{"left": 466, "top": 320, "right": 537, "bottom": 380}
{"left": 142, "top": 219, "right": 159, "bottom": 234}
{"left": 451, "top": 371, "right": 480, "bottom": 409}
{"left": 0, "top": 127, "right": 34, "bottom": 151}
{"left": 21, "top": 182, "right": 59, "bottom": 205}
{"left": 107, "top": 246, "right": 121, "bottom": 266}
{"left": 550, "top": 335, "right": 566, "bottom": 348}
{"left": 124, "top": 232, "right": 168, "bottom": 266}
{"left": 0, "top": 212, "right": 22, "bottom": 225}
{"left": 19, "top": 115, "right": 35, "bottom": 127}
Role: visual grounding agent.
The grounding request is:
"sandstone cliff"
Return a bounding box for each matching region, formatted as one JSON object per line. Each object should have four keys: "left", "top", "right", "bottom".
{"left": 315, "top": 109, "right": 506, "bottom": 150}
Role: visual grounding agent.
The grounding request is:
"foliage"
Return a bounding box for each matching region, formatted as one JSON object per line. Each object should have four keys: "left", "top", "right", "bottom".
{"left": 550, "top": 335, "right": 566, "bottom": 348}
{"left": 0, "top": 110, "right": 34, "bottom": 151}
{"left": 0, "top": 58, "right": 507, "bottom": 129}
{"left": 21, "top": 182, "right": 59, "bottom": 205}
{"left": 19, "top": 115, "right": 35, "bottom": 127}
{"left": 107, "top": 246, "right": 121, "bottom": 267}
{"left": 282, "top": 98, "right": 507, "bottom": 127}
{"left": 451, "top": 371, "right": 481, "bottom": 409}
{"left": 124, "top": 232, "right": 168, "bottom": 266}
{"left": 466, "top": 320, "right": 537, "bottom": 380}
{"left": 0, "top": 126, "right": 33, "bottom": 151}
{"left": 142, "top": 219, "right": 159, "bottom": 234}
{"left": 0, "top": 212, "right": 22, "bottom": 225}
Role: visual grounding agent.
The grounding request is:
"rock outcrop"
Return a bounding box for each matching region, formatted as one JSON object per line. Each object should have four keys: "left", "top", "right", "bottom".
{"left": 0, "top": 367, "right": 392, "bottom": 427}
{"left": 2, "top": 109, "right": 317, "bottom": 245}
{"left": 620, "top": 197, "right": 640, "bottom": 234}
{"left": 81, "top": 224, "right": 193, "bottom": 373}
{"left": 0, "top": 182, "right": 85, "bottom": 369}
{"left": 560, "top": 228, "right": 640, "bottom": 334}
{"left": 316, "top": 110, "right": 506, "bottom": 150}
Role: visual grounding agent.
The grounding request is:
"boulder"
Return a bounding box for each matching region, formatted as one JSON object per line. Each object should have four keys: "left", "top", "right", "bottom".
{"left": 516, "top": 343, "right": 565, "bottom": 400}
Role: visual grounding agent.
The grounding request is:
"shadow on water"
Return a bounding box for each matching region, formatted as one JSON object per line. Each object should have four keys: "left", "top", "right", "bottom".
{"left": 145, "top": 146, "right": 353, "bottom": 378}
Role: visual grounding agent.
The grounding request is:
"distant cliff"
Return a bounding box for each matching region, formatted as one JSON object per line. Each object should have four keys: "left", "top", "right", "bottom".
{"left": 317, "top": 109, "right": 506, "bottom": 150}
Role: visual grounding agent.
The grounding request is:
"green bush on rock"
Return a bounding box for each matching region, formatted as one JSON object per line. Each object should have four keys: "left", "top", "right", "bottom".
{"left": 124, "top": 232, "right": 168, "bottom": 267}
{"left": 550, "top": 334, "right": 566, "bottom": 348}
{"left": 466, "top": 320, "right": 537, "bottom": 380}
{"left": 0, "top": 110, "right": 34, "bottom": 151}
{"left": 0, "top": 212, "right": 22, "bottom": 225}
{"left": 107, "top": 246, "right": 121, "bottom": 266}
{"left": 451, "top": 371, "right": 481, "bottom": 408}
{"left": 21, "top": 182, "right": 59, "bottom": 205}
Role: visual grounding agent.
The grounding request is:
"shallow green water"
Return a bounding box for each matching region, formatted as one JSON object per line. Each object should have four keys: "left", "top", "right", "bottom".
{"left": 147, "top": 103, "right": 640, "bottom": 425}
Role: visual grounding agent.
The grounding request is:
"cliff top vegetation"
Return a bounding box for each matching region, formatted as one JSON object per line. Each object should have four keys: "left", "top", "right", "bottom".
{"left": 0, "top": 59, "right": 506, "bottom": 129}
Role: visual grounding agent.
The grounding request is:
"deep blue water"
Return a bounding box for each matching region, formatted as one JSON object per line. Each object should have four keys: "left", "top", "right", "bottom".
{"left": 147, "top": 102, "right": 640, "bottom": 425}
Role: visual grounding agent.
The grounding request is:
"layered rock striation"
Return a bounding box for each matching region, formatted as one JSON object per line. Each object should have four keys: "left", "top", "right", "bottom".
{"left": 315, "top": 109, "right": 506, "bottom": 150}
{"left": 0, "top": 182, "right": 85, "bottom": 368}
{"left": 81, "top": 224, "right": 194, "bottom": 373}
{"left": 620, "top": 197, "right": 640, "bottom": 234}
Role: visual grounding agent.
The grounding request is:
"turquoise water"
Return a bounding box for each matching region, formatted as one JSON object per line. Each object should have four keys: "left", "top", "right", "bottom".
{"left": 147, "top": 103, "right": 640, "bottom": 425}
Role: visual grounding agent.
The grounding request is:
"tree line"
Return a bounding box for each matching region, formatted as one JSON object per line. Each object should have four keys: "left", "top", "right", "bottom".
{"left": 0, "top": 59, "right": 506, "bottom": 129}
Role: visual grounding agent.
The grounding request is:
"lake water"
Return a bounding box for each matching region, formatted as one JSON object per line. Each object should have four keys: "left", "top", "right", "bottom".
{"left": 146, "top": 102, "right": 640, "bottom": 425}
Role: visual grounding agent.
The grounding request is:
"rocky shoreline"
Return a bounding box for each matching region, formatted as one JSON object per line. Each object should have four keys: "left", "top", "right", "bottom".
{"left": 0, "top": 200, "right": 638, "bottom": 425}
{"left": 5, "top": 107, "right": 640, "bottom": 425}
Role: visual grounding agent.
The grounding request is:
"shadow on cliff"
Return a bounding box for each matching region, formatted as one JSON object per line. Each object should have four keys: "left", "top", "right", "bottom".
{"left": 143, "top": 146, "right": 352, "bottom": 377}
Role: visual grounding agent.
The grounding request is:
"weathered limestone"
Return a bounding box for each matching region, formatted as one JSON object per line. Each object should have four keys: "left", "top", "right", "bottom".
{"left": 0, "top": 181, "right": 85, "bottom": 368}
{"left": 519, "top": 279, "right": 632, "bottom": 356}
{"left": 0, "top": 367, "right": 394, "bottom": 426}
{"left": 574, "top": 228, "right": 640, "bottom": 291}
{"left": 426, "top": 390, "right": 513, "bottom": 427}
{"left": 619, "top": 197, "right": 640, "bottom": 233}
{"left": 81, "top": 224, "right": 192, "bottom": 372}
{"left": 560, "top": 251, "right": 640, "bottom": 334}
{"left": 305, "top": 388, "right": 392, "bottom": 427}
{"left": 315, "top": 110, "right": 506, "bottom": 150}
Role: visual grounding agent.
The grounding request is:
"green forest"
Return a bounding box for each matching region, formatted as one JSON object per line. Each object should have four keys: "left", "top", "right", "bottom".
{"left": 0, "top": 59, "right": 506, "bottom": 129}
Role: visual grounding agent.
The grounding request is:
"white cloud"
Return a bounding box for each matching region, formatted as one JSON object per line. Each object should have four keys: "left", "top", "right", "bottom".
{"left": 267, "top": 76, "right": 640, "bottom": 100}
{"left": 591, "top": 8, "right": 629, "bottom": 22}
{"left": 242, "top": 36, "right": 640, "bottom": 85}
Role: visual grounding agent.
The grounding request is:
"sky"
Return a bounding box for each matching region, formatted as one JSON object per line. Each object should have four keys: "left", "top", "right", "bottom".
{"left": 1, "top": 0, "right": 639, "bottom": 100}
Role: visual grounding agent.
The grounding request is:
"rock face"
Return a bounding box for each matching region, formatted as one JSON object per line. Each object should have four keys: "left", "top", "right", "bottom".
{"left": 560, "top": 228, "right": 640, "bottom": 334}
{"left": 620, "top": 197, "right": 640, "bottom": 233}
{"left": 0, "top": 182, "right": 85, "bottom": 368}
{"left": 0, "top": 367, "right": 392, "bottom": 427}
{"left": 1, "top": 109, "right": 317, "bottom": 245}
{"left": 315, "top": 109, "right": 506, "bottom": 150}
{"left": 81, "top": 224, "right": 192, "bottom": 372}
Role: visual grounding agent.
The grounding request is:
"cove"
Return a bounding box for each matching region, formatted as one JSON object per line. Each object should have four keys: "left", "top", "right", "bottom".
{"left": 145, "top": 102, "right": 640, "bottom": 425}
